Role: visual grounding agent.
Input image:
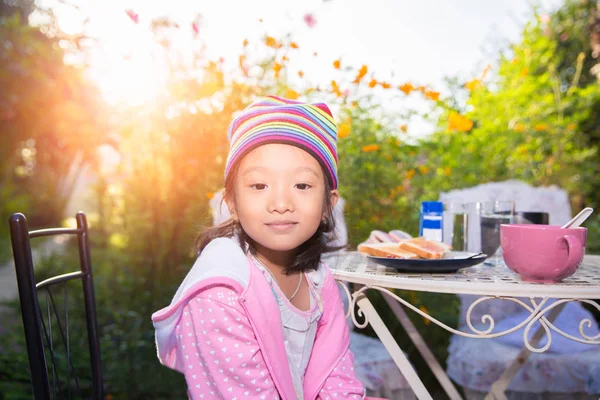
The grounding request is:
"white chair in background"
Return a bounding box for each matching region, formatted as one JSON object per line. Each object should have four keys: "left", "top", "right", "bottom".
{"left": 440, "top": 180, "right": 600, "bottom": 400}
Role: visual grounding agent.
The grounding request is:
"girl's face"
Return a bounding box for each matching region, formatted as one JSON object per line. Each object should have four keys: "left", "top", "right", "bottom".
{"left": 226, "top": 143, "right": 338, "bottom": 259}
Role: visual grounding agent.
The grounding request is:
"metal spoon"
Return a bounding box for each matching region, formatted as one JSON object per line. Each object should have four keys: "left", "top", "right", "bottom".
{"left": 467, "top": 252, "right": 487, "bottom": 259}
{"left": 561, "top": 207, "right": 594, "bottom": 229}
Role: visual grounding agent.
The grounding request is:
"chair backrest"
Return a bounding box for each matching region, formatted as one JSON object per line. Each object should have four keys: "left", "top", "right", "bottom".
{"left": 9, "top": 212, "right": 104, "bottom": 399}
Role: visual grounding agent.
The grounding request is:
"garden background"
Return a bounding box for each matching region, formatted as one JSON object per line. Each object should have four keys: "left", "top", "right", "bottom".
{"left": 1, "top": 0, "right": 600, "bottom": 398}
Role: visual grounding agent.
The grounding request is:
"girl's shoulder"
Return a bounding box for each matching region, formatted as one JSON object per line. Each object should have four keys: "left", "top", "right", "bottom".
{"left": 164, "top": 237, "right": 250, "bottom": 306}
{"left": 152, "top": 237, "right": 250, "bottom": 323}
{"left": 190, "top": 237, "right": 250, "bottom": 286}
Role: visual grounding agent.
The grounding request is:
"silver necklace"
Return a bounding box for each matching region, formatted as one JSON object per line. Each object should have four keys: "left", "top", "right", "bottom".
{"left": 253, "top": 256, "right": 303, "bottom": 301}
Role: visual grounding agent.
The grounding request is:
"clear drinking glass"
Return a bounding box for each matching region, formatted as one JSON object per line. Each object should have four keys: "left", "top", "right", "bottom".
{"left": 443, "top": 202, "right": 484, "bottom": 254}
{"left": 480, "top": 200, "right": 515, "bottom": 265}
{"left": 464, "top": 202, "right": 483, "bottom": 253}
{"left": 443, "top": 202, "right": 467, "bottom": 251}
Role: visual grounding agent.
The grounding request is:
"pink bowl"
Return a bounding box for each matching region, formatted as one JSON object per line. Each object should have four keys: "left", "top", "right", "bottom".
{"left": 500, "top": 224, "right": 587, "bottom": 283}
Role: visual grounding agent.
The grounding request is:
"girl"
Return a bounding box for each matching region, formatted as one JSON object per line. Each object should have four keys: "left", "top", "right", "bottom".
{"left": 152, "top": 96, "right": 383, "bottom": 399}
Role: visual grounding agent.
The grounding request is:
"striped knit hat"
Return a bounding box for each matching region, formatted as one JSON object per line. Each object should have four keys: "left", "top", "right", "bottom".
{"left": 225, "top": 95, "right": 338, "bottom": 189}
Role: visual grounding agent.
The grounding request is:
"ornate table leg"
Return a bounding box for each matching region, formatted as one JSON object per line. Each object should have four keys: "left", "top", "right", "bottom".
{"left": 485, "top": 302, "right": 566, "bottom": 400}
{"left": 382, "top": 293, "right": 463, "bottom": 400}
{"left": 353, "top": 290, "right": 433, "bottom": 400}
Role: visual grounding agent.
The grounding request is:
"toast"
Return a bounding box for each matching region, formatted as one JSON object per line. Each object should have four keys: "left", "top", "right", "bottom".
{"left": 358, "top": 242, "right": 418, "bottom": 259}
{"left": 398, "top": 237, "right": 451, "bottom": 260}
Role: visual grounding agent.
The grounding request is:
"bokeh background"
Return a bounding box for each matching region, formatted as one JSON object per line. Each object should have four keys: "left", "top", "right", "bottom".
{"left": 1, "top": 0, "right": 599, "bottom": 398}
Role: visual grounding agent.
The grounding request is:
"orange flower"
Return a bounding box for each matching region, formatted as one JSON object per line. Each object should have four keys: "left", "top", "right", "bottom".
{"left": 285, "top": 89, "right": 299, "bottom": 100}
{"left": 406, "top": 169, "right": 415, "bottom": 180}
{"left": 418, "top": 165, "right": 430, "bottom": 174}
{"left": 567, "top": 123, "right": 577, "bottom": 130}
{"left": 380, "top": 81, "right": 391, "bottom": 89}
{"left": 465, "top": 79, "right": 481, "bottom": 91}
{"left": 448, "top": 112, "right": 474, "bottom": 132}
{"left": 281, "top": 55, "right": 288, "bottom": 62}
{"left": 273, "top": 62, "right": 282, "bottom": 78}
{"left": 399, "top": 83, "right": 414, "bottom": 95}
{"left": 481, "top": 64, "right": 492, "bottom": 79}
{"left": 419, "top": 306, "right": 431, "bottom": 325}
{"left": 368, "top": 79, "right": 378, "bottom": 88}
{"left": 238, "top": 55, "right": 248, "bottom": 76}
{"left": 333, "top": 59, "right": 341, "bottom": 69}
{"left": 264, "top": 36, "right": 278, "bottom": 48}
{"left": 290, "top": 41, "right": 299, "bottom": 49}
{"left": 417, "top": 85, "right": 426, "bottom": 92}
{"left": 444, "top": 167, "right": 451, "bottom": 176}
{"left": 338, "top": 119, "right": 351, "bottom": 138}
{"left": 520, "top": 67, "right": 529, "bottom": 77}
{"left": 400, "top": 125, "right": 408, "bottom": 134}
{"left": 243, "top": 39, "right": 249, "bottom": 47}
{"left": 351, "top": 100, "right": 359, "bottom": 108}
{"left": 206, "top": 192, "right": 214, "bottom": 200}
{"left": 297, "top": 70, "right": 304, "bottom": 78}
{"left": 514, "top": 123, "right": 525, "bottom": 132}
{"left": 362, "top": 144, "right": 380, "bottom": 152}
{"left": 424, "top": 90, "right": 440, "bottom": 101}
{"left": 409, "top": 291, "right": 417, "bottom": 303}
{"left": 331, "top": 80, "right": 342, "bottom": 97}
{"left": 534, "top": 123, "right": 548, "bottom": 131}
{"left": 353, "top": 65, "right": 368, "bottom": 84}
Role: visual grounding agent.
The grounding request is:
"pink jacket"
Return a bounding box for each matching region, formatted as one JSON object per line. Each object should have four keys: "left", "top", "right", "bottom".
{"left": 152, "top": 238, "right": 370, "bottom": 400}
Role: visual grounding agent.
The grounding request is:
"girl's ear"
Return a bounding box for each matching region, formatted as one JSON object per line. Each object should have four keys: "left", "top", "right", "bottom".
{"left": 225, "top": 197, "right": 238, "bottom": 221}
{"left": 326, "top": 189, "right": 339, "bottom": 217}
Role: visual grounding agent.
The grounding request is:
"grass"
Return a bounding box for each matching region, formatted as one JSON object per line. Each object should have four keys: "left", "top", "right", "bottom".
{"left": 0, "top": 231, "right": 12, "bottom": 266}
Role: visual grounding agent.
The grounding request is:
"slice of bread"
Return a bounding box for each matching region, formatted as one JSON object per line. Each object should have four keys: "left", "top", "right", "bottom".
{"left": 358, "top": 242, "right": 418, "bottom": 259}
{"left": 398, "top": 237, "right": 451, "bottom": 260}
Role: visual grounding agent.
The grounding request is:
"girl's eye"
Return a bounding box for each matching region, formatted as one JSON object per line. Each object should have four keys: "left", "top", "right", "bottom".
{"left": 250, "top": 183, "right": 267, "bottom": 190}
{"left": 295, "top": 183, "right": 311, "bottom": 190}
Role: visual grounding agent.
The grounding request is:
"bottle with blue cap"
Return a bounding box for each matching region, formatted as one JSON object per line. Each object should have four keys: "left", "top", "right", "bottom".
{"left": 419, "top": 201, "right": 443, "bottom": 242}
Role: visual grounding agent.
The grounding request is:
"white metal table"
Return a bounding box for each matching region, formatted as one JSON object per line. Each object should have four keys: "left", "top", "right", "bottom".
{"left": 330, "top": 252, "right": 600, "bottom": 400}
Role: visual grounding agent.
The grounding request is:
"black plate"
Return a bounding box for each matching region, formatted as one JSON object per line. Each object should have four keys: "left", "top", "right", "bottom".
{"left": 366, "top": 251, "right": 487, "bottom": 273}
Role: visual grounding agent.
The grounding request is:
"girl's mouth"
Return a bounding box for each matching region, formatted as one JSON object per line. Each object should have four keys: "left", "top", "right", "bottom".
{"left": 265, "top": 221, "right": 298, "bottom": 231}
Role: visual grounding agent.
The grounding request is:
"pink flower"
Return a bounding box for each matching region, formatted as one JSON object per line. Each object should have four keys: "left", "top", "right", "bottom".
{"left": 125, "top": 9, "right": 139, "bottom": 24}
{"left": 303, "top": 13, "right": 317, "bottom": 28}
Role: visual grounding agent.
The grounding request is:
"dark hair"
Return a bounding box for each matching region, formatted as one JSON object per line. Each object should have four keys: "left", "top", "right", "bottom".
{"left": 194, "top": 163, "right": 343, "bottom": 275}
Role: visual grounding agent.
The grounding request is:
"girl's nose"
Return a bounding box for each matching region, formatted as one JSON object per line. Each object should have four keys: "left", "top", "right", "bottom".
{"left": 267, "top": 186, "right": 294, "bottom": 214}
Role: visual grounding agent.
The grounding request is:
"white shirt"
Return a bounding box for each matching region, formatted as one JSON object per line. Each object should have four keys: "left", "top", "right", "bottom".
{"left": 251, "top": 259, "right": 324, "bottom": 400}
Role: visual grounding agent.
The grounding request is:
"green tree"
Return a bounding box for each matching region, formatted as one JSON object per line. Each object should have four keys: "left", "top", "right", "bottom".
{"left": 547, "top": 0, "right": 600, "bottom": 206}
{"left": 431, "top": 12, "right": 599, "bottom": 209}
{"left": 0, "top": 11, "right": 107, "bottom": 228}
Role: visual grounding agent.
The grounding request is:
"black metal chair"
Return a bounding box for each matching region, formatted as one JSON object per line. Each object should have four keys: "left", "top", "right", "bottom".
{"left": 9, "top": 212, "right": 104, "bottom": 399}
